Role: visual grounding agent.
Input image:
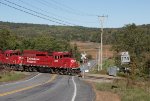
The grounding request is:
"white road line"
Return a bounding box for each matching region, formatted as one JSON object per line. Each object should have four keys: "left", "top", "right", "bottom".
{"left": 0, "top": 73, "right": 42, "bottom": 87}
{"left": 71, "top": 76, "right": 77, "bottom": 101}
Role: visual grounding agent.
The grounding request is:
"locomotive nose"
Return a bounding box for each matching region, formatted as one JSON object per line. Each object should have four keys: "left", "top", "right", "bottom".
{"left": 70, "top": 59, "right": 79, "bottom": 68}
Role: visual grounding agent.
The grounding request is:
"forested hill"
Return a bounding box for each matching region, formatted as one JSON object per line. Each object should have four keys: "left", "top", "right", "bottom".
{"left": 0, "top": 21, "right": 118, "bottom": 44}
{"left": 0, "top": 21, "right": 150, "bottom": 45}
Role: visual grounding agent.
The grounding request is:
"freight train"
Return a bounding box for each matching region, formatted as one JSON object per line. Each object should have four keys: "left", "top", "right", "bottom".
{"left": 0, "top": 50, "right": 81, "bottom": 75}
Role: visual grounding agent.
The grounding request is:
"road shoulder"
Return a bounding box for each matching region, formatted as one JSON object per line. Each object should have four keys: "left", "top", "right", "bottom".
{"left": 82, "top": 74, "right": 121, "bottom": 101}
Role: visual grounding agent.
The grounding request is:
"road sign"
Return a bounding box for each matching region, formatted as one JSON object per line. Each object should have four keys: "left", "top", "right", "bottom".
{"left": 121, "top": 52, "right": 130, "bottom": 64}
{"left": 87, "top": 62, "right": 91, "bottom": 67}
{"left": 81, "top": 52, "right": 87, "bottom": 60}
{"left": 84, "top": 70, "right": 89, "bottom": 73}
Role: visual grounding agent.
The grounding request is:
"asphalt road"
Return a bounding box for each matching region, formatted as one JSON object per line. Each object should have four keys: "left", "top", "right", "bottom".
{"left": 0, "top": 73, "right": 94, "bottom": 101}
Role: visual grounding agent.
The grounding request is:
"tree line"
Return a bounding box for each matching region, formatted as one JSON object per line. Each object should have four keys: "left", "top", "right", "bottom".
{"left": 1, "top": 22, "right": 150, "bottom": 46}
{"left": 0, "top": 21, "right": 119, "bottom": 45}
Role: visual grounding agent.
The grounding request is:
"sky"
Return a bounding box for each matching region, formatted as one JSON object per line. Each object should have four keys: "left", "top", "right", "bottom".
{"left": 0, "top": 0, "right": 149, "bottom": 28}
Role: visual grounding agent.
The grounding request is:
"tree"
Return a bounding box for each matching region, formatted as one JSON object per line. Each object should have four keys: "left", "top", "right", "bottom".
{"left": 32, "top": 34, "right": 72, "bottom": 52}
{"left": 33, "top": 35, "right": 55, "bottom": 51}
{"left": 112, "top": 24, "right": 150, "bottom": 77}
{"left": 0, "top": 29, "right": 18, "bottom": 50}
{"left": 71, "top": 43, "right": 80, "bottom": 61}
{"left": 19, "top": 38, "right": 35, "bottom": 51}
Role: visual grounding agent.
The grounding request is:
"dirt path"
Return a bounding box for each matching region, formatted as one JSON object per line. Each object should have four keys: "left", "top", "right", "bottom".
{"left": 96, "top": 91, "right": 120, "bottom": 101}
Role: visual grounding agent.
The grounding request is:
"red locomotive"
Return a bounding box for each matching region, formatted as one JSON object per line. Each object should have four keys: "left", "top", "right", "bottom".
{"left": 0, "top": 50, "right": 80, "bottom": 75}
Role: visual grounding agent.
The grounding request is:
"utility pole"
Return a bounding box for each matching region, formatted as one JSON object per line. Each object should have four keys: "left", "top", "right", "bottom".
{"left": 98, "top": 15, "right": 107, "bottom": 71}
{"left": 98, "top": 45, "right": 100, "bottom": 71}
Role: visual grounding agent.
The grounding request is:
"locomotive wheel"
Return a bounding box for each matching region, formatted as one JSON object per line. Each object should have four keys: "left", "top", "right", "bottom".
{"left": 10, "top": 66, "right": 16, "bottom": 71}
{"left": 50, "top": 68, "right": 55, "bottom": 74}
{"left": 18, "top": 66, "right": 24, "bottom": 72}
{"left": 28, "top": 67, "right": 33, "bottom": 72}
{"left": 38, "top": 67, "right": 46, "bottom": 73}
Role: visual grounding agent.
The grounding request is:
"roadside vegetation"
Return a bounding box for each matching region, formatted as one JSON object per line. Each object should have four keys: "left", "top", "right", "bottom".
{"left": 95, "top": 79, "right": 150, "bottom": 101}
{"left": 112, "top": 24, "right": 150, "bottom": 79}
{"left": 0, "top": 70, "right": 25, "bottom": 82}
{"left": 88, "top": 24, "right": 150, "bottom": 101}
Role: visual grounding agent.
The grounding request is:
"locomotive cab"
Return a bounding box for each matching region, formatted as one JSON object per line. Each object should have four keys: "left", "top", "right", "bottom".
{"left": 52, "top": 52, "right": 79, "bottom": 68}
{"left": 52, "top": 51, "right": 80, "bottom": 75}
{"left": 3, "top": 50, "right": 22, "bottom": 65}
{"left": 0, "top": 50, "right": 3, "bottom": 64}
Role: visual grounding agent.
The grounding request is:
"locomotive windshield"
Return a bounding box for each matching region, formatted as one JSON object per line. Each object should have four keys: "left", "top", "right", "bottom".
{"left": 63, "top": 55, "right": 71, "bottom": 58}
{"left": 10, "top": 53, "right": 20, "bottom": 56}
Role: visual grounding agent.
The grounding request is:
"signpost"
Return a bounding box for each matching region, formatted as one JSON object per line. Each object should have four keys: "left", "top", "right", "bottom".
{"left": 121, "top": 52, "right": 130, "bottom": 64}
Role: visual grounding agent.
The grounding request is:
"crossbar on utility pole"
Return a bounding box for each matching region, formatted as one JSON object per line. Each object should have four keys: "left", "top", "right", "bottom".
{"left": 98, "top": 15, "right": 107, "bottom": 71}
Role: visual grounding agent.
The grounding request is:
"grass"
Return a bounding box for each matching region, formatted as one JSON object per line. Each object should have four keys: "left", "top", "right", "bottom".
{"left": 0, "top": 71, "right": 25, "bottom": 82}
{"left": 95, "top": 79, "right": 150, "bottom": 101}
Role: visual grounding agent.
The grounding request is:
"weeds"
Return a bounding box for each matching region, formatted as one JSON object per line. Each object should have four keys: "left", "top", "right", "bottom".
{"left": 96, "top": 79, "right": 150, "bottom": 101}
{"left": 0, "top": 70, "right": 25, "bottom": 82}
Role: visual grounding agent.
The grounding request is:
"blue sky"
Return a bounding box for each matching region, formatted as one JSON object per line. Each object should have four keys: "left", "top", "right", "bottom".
{"left": 0, "top": 0, "right": 149, "bottom": 28}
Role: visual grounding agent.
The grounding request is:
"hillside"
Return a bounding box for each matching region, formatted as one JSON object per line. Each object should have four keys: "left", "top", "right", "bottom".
{"left": 0, "top": 21, "right": 118, "bottom": 45}
{"left": 1, "top": 21, "right": 149, "bottom": 46}
{"left": 71, "top": 41, "right": 113, "bottom": 59}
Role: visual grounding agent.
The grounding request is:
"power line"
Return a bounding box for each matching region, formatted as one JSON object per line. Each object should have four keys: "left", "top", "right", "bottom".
{"left": 36, "top": 0, "right": 98, "bottom": 17}
{"left": 1, "top": 0, "right": 99, "bottom": 27}
{"left": 1, "top": 0, "right": 78, "bottom": 26}
{"left": 17, "top": 0, "right": 97, "bottom": 24}
{"left": 36, "top": 0, "right": 79, "bottom": 16}
{"left": 49, "top": 0, "right": 98, "bottom": 16}
{"left": 36, "top": 0, "right": 99, "bottom": 25}
{"left": 17, "top": 0, "right": 70, "bottom": 22}
{"left": 0, "top": 1, "right": 69, "bottom": 26}
{"left": 2, "top": 0, "right": 78, "bottom": 26}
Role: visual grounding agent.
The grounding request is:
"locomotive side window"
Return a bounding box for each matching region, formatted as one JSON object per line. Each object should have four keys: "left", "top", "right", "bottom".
{"left": 60, "top": 55, "right": 62, "bottom": 59}
{"left": 6, "top": 54, "right": 9, "bottom": 57}
{"left": 10, "top": 53, "right": 13, "bottom": 56}
{"left": 55, "top": 56, "right": 58, "bottom": 59}
{"left": 54, "top": 56, "right": 60, "bottom": 59}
